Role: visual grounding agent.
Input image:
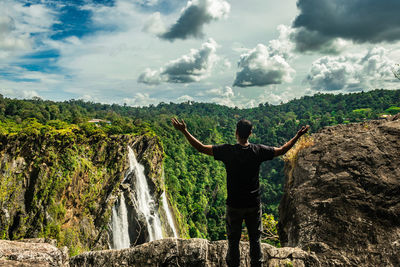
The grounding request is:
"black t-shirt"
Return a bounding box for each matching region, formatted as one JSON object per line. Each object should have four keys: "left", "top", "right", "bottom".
{"left": 213, "top": 143, "right": 275, "bottom": 208}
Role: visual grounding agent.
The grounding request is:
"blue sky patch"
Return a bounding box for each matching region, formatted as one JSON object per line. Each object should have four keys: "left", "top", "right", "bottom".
{"left": 0, "top": 68, "right": 39, "bottom": 83}
{"left": 50, "top": 0, "right": 115, "bottom": 40}
{"left": 51, "top": 4, "right": 93, "bottom": 40}
{"left": 14, "top": 49, "right": 61, "bottom": 74}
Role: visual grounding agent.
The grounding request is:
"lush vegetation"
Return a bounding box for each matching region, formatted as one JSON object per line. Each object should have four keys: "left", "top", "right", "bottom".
{"left": 0, "top": 89, "right": 399, "bottom": 243}
{"left": 0, "top": 118, "right": 156, "bottom": 255}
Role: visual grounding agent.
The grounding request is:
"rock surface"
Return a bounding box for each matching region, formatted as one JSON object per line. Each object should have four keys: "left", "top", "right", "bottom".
{"left": 70, "top": 238, "right": 319, "bottom": 267}
{"left": 0, "top": 239, "right": 68, "bottom": 266}
{"left": 279, "top": 115, "right": 400, "bottom": 266}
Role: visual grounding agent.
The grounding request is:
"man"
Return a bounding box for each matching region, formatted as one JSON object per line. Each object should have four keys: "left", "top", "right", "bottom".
{"left": 171, "top": 117, "right": 309, "bottom": 267}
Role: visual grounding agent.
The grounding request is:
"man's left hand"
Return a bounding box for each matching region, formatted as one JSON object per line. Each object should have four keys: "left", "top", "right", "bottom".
{"left": 297, "top": 125, "right": 310, "bottom": 137}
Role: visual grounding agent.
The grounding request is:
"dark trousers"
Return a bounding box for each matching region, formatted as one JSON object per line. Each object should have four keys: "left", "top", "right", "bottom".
{"left": 225, "top": 204, "right": 262, "bottom": 267}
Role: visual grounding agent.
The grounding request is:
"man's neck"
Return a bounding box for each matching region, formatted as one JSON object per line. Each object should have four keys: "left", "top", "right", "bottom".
{"left": 237, "top": 139, "right": 250, "bottom": 146}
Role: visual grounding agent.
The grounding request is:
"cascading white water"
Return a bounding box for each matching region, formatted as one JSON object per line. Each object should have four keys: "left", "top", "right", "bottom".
{"left": 111, "top": 145, "right": 178, "bottom": 249}
{"left": 161, "top": 192, "right": 178, "bottom": 238}
{"left": 128, "top": 146, "right": 163, "bottom": 241}
{"left": 111, "top": 193, "right": 131, "bottom": 249}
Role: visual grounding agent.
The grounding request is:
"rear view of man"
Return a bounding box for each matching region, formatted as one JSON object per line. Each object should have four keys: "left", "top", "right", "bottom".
{"left": 171, "top": 118, "right": 309, "bottom": 267}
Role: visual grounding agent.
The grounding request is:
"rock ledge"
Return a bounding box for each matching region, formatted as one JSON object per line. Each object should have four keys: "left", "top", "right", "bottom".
{"left": 70, "top": 238, "right": 319, "bottom": 267}
{"left": 0, "top": 239, "right": 68, "bottom": 267}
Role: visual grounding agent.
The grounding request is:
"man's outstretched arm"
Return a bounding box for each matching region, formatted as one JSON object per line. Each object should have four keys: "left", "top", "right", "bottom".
{"left": 274, "top": 125, "right": 310, "bottom": 157}
{"left": 171, "top": 118, "right": 213, "bottom": 156}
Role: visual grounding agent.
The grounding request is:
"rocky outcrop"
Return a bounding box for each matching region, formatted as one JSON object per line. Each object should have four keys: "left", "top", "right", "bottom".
{"left": 70, "top": 238, "right": 319, "bottom": 267}
{"left": 279, "top": 115, "right": 400, "bottom": 266}
{"left": 0, "top": 126, "right": 172, "bottom": 253}
{"left": 0, "top": 239, "right": 68, "bottom": 266}
{"left": 0, "top": 238, "right": 319, "bottom": 267}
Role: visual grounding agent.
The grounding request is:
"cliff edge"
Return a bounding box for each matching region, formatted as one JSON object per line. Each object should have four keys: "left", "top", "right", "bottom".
{"left": 279, "top": 114, "right": 400, "bottom": 266}
{"left": 0, "top": 124, "right": 169, "bottom": 254}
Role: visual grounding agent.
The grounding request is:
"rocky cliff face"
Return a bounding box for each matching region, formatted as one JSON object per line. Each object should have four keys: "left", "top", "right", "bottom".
{"left": 279, "top": 115, "right": 400, "bottom": 266}
{"left": 0, "top": 127, "right": 175, "bottom": 254}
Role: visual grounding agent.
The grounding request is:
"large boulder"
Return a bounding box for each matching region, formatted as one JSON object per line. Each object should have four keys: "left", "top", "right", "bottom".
{"left": 0, "top": 239, "right": 68, "bottom": 267}
{"left": 279, "top": 115, "right": 400, "bottom": 266}
{"left": 70, "top": 238, "right": 319, "bottom": 267}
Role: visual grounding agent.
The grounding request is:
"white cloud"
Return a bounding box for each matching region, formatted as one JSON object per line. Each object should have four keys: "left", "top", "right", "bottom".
{"left": 0, "top": 0, "right": 56, "bottom": 59}
{"left": 79, "top": 94, "right": 95, "bottom": 102}
{"left": 222, "top": 58, "right": 232, "bottom": 69}
{"left": 233, "top": 25, "right": 296, "bottom": 87}
{"left": 199, "top": 86, "right": 235, "bottom": 106}
{"left": 159, "top": 0, "right": 230, "bottom": 41}
{"left": 233, "top": 45, "right": 294, "bottom": 87}
{"left": 256, "top": 87, "right": 292, "bottom": 105}
{"left": 134, "top": 0, "right": 159, "bottom": 7}
{"left": 0, "top": 88, "right": 40, "bottom": 99}
{"left": 0, "top": 16, "right": 30, "bottom": 53}
{"left": 123, "top": 93, "right": 158, "bottom": 107}
{"left": 268, "top": 25, "right": 295, "bottom": 60}
{"left": 205, "top": 86, "right": 234, "bottom": 97}
{"left": 12, "top": 3, "right": 56, "bottom": 32}
{"left": 306, "top": 47, "right": 396, "bottom": 91}
{"left": 177, "top": 95, "right": 194, "bottom": 102}
{"left": 142, "top": 12, "right": 166, "bottom": 35}
{"left": 22, "top": 90, "right": 40, "bottom": 99}
{"left": 85, "top": 0, "right": 141, "bottom": 30}
{"left": 138, "top": 38, "right": 219, "bottom": 84}
{"left": 137, "top": 68, "right": 164, "bottom": 85}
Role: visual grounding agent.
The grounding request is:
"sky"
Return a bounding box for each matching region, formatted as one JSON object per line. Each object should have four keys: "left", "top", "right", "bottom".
{"left": 1, "top": 0, "right": 400, "bottom": 108}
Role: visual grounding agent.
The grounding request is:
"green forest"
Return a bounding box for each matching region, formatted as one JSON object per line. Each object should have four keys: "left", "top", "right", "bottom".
{"left": 0, "top": 89, "right": 399, "bottom": 244}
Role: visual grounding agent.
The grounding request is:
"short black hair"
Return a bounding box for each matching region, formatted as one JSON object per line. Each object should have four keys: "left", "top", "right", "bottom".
{"left": 236, "top": 119, "right": 252, "bottom": 139}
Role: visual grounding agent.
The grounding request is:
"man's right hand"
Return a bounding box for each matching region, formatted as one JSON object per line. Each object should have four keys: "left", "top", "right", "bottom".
{"left": 171, "top": 117, "right": 187, "bottom": 132}
{"left": 171, "top": 117, "right": 213, "bottom": 156}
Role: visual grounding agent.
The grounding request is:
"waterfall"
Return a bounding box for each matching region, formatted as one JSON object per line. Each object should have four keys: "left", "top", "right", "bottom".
{"left": 111, "top": 145, "right": 178, "bottom": 249}
{"left": 161, "top": 192, "right": 178, "bottom": 238}
{"left": 128, "top": 146, "right": 163, "bottom": 241}
{"left": 111, "top": 194, "right": 131, "bottom": 249}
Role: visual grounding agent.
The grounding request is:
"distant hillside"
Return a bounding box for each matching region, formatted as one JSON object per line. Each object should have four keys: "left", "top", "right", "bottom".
{"left": 0, "top": 89, "right": 399, "bottom": 241}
